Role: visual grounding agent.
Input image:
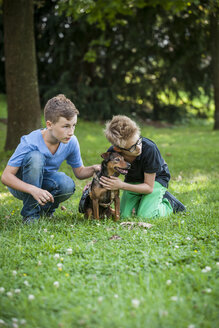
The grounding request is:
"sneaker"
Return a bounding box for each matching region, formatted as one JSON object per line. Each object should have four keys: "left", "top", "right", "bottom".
{"left": 163, "top": 191, "right": 186, "bottom": 213}
{"left": 79, "top": 188, "right": 90, "bottom": 213}
{"left": 23, "top": 217, "right": 39, "bottom": 224}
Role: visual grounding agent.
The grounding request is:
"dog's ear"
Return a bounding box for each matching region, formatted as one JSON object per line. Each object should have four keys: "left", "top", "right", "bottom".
{"left": 101, "top": 152, "right": 111, "bottom": 160}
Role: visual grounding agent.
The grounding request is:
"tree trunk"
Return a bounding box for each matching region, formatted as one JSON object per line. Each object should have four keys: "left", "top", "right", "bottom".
{"left": 3, "top": 0, "right": 41, "bottom": 150}
{"left": 210, "top": 4, "right": 219, "bottom": 130}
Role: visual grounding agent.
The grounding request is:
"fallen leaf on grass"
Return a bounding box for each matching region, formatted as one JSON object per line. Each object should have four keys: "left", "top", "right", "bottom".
{"left": 138, "top": 222, "right": 153, "bottom": 228}
{"left": 109, "top": 235, "right": 122, "bottom": 240}
{"left": 176, "top": 175, "right": 182, "bottom": 182}
{"left": 120, "top": 221, "right": 153, "bottom": 230}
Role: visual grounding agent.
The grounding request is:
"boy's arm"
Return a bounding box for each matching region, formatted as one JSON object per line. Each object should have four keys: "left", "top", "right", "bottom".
{"left": 100, "top": 172, "right": 156, "bottom": 194}
{"left": 72, "top": 164, "right": 101, "bottom": 180}
{"left": 1, "top": 165, "right": 54, "bottom": 205}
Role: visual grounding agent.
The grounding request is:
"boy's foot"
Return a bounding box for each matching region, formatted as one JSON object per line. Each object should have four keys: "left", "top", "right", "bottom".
{"left": 40, "top": 209, "right": 55, "bottom": 218}
{"left": 163, "top": 191, "right": 186, "bottom": 213}
{"left": 23, "top": 217, "right": 39, "bottom": 224}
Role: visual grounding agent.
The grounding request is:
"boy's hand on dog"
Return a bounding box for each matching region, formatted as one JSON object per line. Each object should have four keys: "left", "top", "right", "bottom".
{"left": 100, "top": 176, "right": 123, "bottom": 190}
{"left": 30, "top": 186, "right": 54, "bottom": 206}
{"left": 93, "top": 164, "right": 101, "bottom": 172}
{"left": 83, "top": 182, "right": 91, "bottom": 192}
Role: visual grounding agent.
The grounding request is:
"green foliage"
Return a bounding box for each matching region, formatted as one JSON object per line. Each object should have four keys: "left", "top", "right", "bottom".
{"left": 58, "top": 0, "right": 200, "bottom": 29}
{"left": 31, "top": 0, "right": 215, "bottom": 122}
{"left": 0, "top": 0, "right": 216, "bottom": 123}
{"left": 0, "top": 101, "right": 219, "bottom": 326}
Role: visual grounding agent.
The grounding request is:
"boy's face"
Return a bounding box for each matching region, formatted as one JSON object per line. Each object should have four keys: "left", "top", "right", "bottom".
{"left": 115, "top": 133, "right": 142, "bottom": 157}
{"left": 47, "top": 116, "right": 77, "bottom": 143}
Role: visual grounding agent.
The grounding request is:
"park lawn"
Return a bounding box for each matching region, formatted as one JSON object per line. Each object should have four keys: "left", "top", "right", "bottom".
{"left": 0, "top": 106, "right": 219, "bottom": 327}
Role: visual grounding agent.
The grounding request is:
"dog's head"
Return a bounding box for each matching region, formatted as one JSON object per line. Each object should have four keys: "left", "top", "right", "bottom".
{"left": 101, "top": 152, "right": 131, "bottom": 176}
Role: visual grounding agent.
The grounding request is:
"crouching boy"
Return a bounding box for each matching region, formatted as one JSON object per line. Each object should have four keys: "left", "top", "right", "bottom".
{"left": 1, "top": 94, "right": 100, "bottom": 223}
{"left": 100, "top": 115, "right": 186, "bottom": 219}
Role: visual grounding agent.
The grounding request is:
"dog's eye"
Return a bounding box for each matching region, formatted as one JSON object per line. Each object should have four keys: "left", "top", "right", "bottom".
{"left": 114, "top": 158, "right": 121, "bottom": 162}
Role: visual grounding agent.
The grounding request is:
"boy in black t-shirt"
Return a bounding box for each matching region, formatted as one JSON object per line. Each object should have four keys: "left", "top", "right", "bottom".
{"left": 100, "top": 115, "right": 186, "bottom": 219}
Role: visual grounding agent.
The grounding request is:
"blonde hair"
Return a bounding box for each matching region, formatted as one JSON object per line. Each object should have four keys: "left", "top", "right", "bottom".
{"left": 104, "top": 115, "right": 140, "bottom": 147}
{"left": 44, "top": 94, "right": 79, "bottom": 123}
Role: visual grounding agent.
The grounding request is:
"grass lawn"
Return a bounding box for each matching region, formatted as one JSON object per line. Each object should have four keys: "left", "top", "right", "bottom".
{"left": 0, "top": 96, "right": 218, "bottom": 328}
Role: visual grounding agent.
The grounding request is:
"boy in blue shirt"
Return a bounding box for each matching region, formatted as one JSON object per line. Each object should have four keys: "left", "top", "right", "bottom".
{"left": 100, "top": 115, "right": 186, "bottom": 219}
{"left": 1, "top": 94, "right": 100, "bottom": 223}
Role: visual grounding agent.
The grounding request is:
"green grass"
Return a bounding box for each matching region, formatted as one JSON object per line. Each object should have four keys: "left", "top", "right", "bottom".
{"left": 0, "top": 98, "right": 219, "bottom": 328}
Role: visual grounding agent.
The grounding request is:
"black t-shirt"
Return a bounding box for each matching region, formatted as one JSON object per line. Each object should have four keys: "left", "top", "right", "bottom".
{"left": 108, "top": 137, "right": 170, "bottom": 188}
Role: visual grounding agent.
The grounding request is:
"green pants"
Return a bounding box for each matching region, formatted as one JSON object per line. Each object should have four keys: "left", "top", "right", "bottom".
{"left": 120, "top": 181, "right": 173, "bottom": 219}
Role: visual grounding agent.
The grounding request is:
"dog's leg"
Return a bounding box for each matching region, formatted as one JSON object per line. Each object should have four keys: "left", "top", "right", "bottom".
{"left": 85, "top": 208, "right": 93, "bottom": 219}
{"left": 92, "top": 199, "right": 100, "bottom": 220}
{"left": 114, "top": 193, "right": 120, "bottom": 221}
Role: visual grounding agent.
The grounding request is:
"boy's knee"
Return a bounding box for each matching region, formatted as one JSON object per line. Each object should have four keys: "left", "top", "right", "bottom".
{"left": 57, "top": 173, "right": 75, "bottom": 195}
{"left": 23, "top": 151, "right": 45, "bottom": 170}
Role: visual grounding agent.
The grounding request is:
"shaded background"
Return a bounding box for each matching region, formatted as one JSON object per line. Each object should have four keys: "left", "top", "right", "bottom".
{"left": 0, "top": 0, "right": 218, "bottom": 149}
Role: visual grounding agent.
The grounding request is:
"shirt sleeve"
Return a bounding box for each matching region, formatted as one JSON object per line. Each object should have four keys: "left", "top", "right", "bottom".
{"left": 107, "top": 146, "right": 114, "bottom": 152}
{"left": 66, "top": 136, "right": 83, "bottom": 168}
{"left": 7, "top": 137, "right": 32, "bottom": 167}
{"left": 142, "top": 145, "right": 161, "bottom": 173}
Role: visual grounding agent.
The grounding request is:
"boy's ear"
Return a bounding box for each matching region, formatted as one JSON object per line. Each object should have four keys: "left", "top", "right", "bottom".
{"left": 113, "top": 146, "right": 121, "bottom": 152}
{"left": 46, "top": 120, "right": 52, "bottom": 129}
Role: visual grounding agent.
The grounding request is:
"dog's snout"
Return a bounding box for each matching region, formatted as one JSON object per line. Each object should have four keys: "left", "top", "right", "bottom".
{"left": 126, "top": 162, "right": 131, "bottom": 169}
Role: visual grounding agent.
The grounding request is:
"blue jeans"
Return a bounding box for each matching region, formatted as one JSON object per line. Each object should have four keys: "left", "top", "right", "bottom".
{"left": 8, "top": 151, "right": 75, "bottom": 220}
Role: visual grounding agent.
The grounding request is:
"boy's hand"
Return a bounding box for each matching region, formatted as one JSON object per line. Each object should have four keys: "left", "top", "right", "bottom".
{"left": 30, "top": 186, "right": 54, "bottom": 206}
{"left": 83, "top": 182, "right": 91, "bottom": 192}
{"left": 100, "top": 176, "right": 124, "bottom": 190}
{"left": 93, "top": 164, "right": 101, "bottom": 172}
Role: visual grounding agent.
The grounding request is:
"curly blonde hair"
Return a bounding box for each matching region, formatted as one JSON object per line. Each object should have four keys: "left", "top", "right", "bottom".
{"left": 104, "top": 115, "right": 140, "bottom": 147}
{"left": 44, "top": 94, "right": 79, "bottom": 123}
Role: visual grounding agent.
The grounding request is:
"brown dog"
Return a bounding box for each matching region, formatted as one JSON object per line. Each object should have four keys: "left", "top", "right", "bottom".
{"left": 79, "top": 152, "right": 130, "bottom": 220}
